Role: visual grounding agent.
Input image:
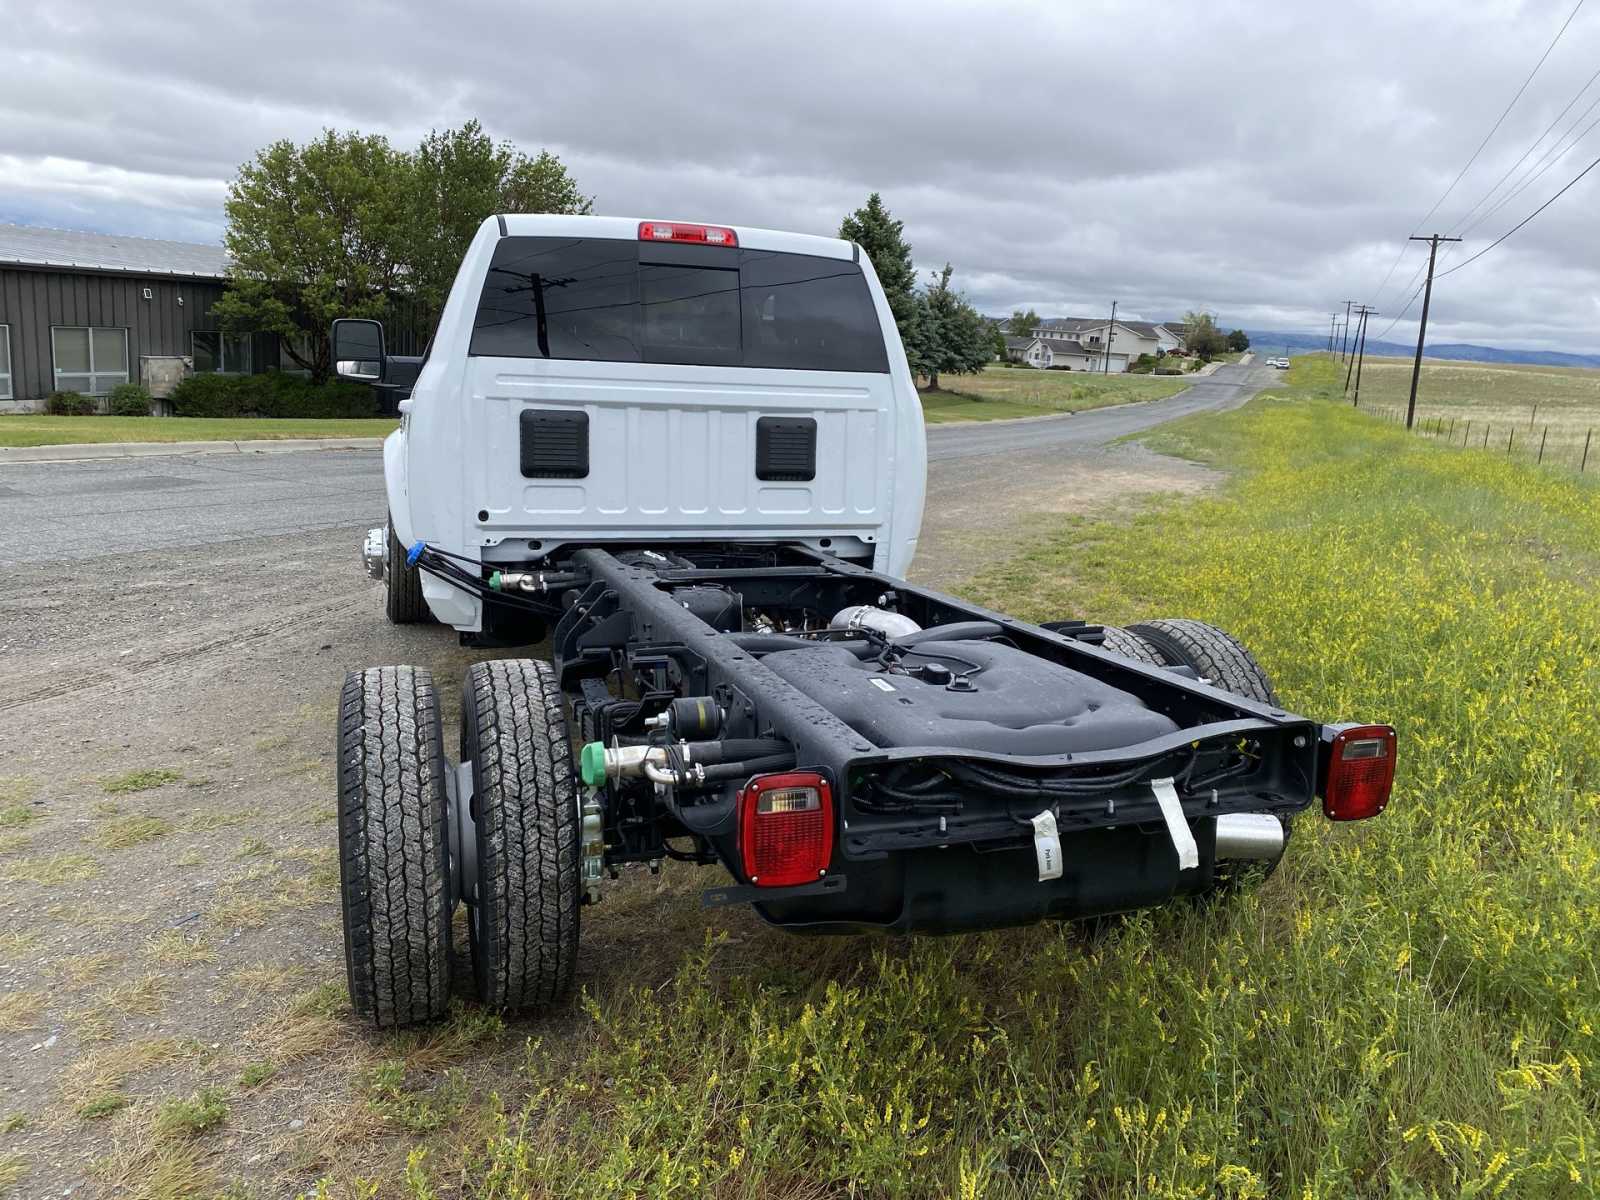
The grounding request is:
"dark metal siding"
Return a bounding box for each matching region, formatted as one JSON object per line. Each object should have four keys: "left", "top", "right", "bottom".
{"left": 0, "top": 266, "right": 228, "bottom": 403}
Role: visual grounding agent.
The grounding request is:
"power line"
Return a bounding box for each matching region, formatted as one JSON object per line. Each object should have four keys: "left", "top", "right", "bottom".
{"left": 1456, "top": 101, "right": 1600, "bottom": 241}
{"left": 1437, "top": 149, "right": 1600, "bottom": 278}
{"left": 1369, "top": 0, "right": 1585, "bottom": 305}
{"left": 1445, "top": 60, "right": 1600, "bottom": 237}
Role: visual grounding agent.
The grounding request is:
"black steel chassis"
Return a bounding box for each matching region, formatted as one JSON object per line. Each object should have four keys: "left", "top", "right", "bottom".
{"left": 543, "top": 544, "right": 1323, "bottom": 933}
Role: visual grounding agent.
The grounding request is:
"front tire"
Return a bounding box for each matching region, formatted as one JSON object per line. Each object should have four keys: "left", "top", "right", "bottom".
{"left": 385, "top": 520, "right": 430, "bottom": 625}
{"left": 337, "top": 666, "right": 453, "bottom": 1027}
{"left": 461, "top": 659, "right": 581, "bottom": 1012}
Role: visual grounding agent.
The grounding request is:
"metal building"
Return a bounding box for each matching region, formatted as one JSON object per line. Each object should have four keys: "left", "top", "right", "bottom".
{"left": 0, "top": 223, "right": 283, "bottom": 410}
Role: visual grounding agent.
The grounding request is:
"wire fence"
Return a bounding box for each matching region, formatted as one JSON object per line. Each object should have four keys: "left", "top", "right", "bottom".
{"left": 1362, "top": 404, "right": 1596, "bottom": 474}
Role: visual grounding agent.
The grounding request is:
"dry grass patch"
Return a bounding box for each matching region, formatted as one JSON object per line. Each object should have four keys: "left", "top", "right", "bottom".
{"left": 0, "top": 832, "right": 30, "bottom": 855}
{"left": 70, "top": 974, "right": 173, "bottom": 1042}
{"left": 61, "top": 1037, "right": 191, "bottom": 1095}
{"left": 0, "top": 990, "right": 47, "bottom": 1033}
{"left": 0, "top": 776, "right": 38, "bottom": 806}
{"left": 185, "top": 806, "right": 261, "bottom": 831}
{"left": 92, "top": 814, "right": 175, "bottom": 850}
{"left": 144, "top": 929, "right": 216, "bottom": 967}
{"left": 174, "top": 848, "right": 203, "bottom": 867}
{"left": 226, "top": 961, "right": 309, "bottom": 995}
{"left": 100, "top": 768, "right": 183, "bottom": 795}
{"left": 0, "top": 930, "right": 42, "bottom": 958}
{"left": 91, "top": 1135, "right": 217, "bottom": 1200}
{"left": 0, "top": 1151, "right": 27, "bottom": 1191}
{"left": 244, "top": 982, "right": 351, "bottom": 1067}
{"left": 3, "top": 853, "right": 100, "bottom": 885}
{"left": 53, "top": 952, "right": 121, "bottom": 988}
{"left": 234, "top": 836, "right": 272, "bottom": 859}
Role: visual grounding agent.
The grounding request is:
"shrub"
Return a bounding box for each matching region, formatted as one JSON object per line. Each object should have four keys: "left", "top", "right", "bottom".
{"left": 168, "top": 372, "right": 378, "bottom": 419}
{"left": 108, "top": 383, "right": 153, "bottom": 416}
{"left": 45, "top": 391, "right": 95, "bottom": 416}
{"left": 1128, "top": 353, "right": 1158, "bottom": 374}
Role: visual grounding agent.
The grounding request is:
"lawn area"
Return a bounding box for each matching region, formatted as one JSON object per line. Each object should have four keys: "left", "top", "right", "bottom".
{"left": 442, "top": 353, "right": 1600, "bottom": 1197}
{"left": 1350, "top": 353, "right": 1600, "bottom": 469}
{"left": 922, "top": 364, "right": 1189, "bottom": 422}
{"left": 0, "top": 416, "right": 398, "bottom": 448}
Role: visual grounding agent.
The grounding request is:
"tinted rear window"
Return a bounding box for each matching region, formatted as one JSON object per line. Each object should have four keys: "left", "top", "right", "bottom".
{"left": 469, "top": 237, "right": 889, "bottom": 373}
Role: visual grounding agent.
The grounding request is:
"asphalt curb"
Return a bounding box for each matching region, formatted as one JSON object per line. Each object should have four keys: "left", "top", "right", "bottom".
{"left": 0, "top": 437, "right": 386, "bottom": 465}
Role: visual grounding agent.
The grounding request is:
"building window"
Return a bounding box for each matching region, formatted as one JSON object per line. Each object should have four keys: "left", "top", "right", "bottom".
{"left": 0, "top": 325, "right": 11, "bottom": 400}
{"left": 192, "top": 331, "right": 253, "bottom": 374}
{"left": 52, "top": 326, "right": 129, "bottom": 395}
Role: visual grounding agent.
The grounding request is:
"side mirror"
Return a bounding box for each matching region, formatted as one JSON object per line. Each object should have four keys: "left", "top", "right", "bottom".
{"left": 332, "top": 318, "right": 385, "bottom": 382}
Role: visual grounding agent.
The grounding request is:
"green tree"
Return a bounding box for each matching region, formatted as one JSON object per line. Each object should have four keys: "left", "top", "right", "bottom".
{"left": 920, "top": 265, "right": 991, "bottom": 390}
{"left": 1007, "top": 309, "right": 1040, "bottom": 337}
{"left": 407, "top": 120, "right": 591, "bottom": 326}
{"left": 215, "top": 130, "right": 410, "bottom": 381}
{"left": 988, "top": 321, "right": 1008, "bottom": 361}
{"left": 1182, "top": 309, "right": 1228, "bottom": 361}
{"left": 839, "top": 194, "right": 918, "bottom": 335}
{"left": 1226, "top": 328, "right": 1250, "bottom": 353}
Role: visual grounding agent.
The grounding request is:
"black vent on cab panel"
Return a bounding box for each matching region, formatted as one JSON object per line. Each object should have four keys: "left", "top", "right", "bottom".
{"left": 755, "top": 416, "right": 817, "bottom": 482}
{"left": 520, "top": 410, "right": 590, "bottom": 478}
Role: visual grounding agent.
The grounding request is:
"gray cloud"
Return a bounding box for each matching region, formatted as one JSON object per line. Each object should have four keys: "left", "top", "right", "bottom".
{"left": 2, "top": 0, "right": 1597, "bottom": 350}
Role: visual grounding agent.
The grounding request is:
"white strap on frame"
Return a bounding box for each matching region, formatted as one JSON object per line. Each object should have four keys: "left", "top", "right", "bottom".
{"left": 1030, "top": 809, "right": 1063, "bottom": 881}
{"left": 1150, "top": 777, "right": 1199, "bottom": 871}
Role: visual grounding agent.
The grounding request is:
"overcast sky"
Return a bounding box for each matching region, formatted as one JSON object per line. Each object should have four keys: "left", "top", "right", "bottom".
{"left": 3, "top": 0, "right": 1599, "bottom": 352}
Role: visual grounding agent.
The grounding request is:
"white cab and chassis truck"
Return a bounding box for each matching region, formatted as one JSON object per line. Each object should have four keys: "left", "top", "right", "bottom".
{"left": 333, "top": 214, "right": 1397, "bottom": 1025}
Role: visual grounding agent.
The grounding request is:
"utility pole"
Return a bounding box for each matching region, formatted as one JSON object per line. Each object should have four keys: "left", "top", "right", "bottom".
{"left": 1344, "top": 306, "right": 1365, "bottom": 393}
{"left": 1404, "top": 234, "right": 1461, "bottom": 430}
{"left": 1103, "top": 300, "right": 1118, "bottom": 375}
{"left": 1328, "top": 314, "right": 1339, "bottom": 353}
{"left": 1351, "top": 306, "right": 1377, "bottom": 407}
{"left": 1340, "top": 299, "right": 1356, "bottom": 361}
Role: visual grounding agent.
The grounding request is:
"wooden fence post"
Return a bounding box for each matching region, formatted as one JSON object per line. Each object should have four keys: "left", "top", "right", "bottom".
{"left": 1538, "top": 426, "right": 1547, "bottom": 464}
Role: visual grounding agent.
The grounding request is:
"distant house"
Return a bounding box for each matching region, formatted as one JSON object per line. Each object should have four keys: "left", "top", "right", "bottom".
{"left": 1004, "top": 334, "right": 1099, "bottom": 371}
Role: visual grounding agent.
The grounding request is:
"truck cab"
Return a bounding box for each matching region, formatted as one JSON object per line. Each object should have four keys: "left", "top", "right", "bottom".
{"left": 339, "top": 215, "right": 925, "bottom": 638}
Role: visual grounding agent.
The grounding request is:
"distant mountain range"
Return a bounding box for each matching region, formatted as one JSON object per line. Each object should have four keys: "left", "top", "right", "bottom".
{"left": 1240, "top": 330, "right": 1600, "bottom": 369}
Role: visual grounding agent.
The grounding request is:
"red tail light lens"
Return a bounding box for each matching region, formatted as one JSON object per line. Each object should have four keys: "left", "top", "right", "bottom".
{"left": 738, "top": 772, "right": 833, "bottom": 887}
{"left": 638, "top": 220, "right": 738, "bottom": 247}
{"left": 1323, "top": 724, "right": 1397, "bottom": 820}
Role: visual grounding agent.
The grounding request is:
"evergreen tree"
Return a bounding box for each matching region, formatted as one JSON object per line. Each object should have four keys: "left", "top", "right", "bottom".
{"left": 839, "top": 194, "right": 918, "bottom": 332}
{"left": 920, "top": 265, "right": 991, "bottom": 390}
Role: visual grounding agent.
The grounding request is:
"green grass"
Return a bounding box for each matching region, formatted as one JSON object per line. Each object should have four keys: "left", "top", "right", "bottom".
{"left": 100, "top": 768, "right": 182, "bottom": 795}
{"left": 0, "top": 415, "right": 397, "bottom": 448}
{"left": 921, "top": 365, "right": 1190, "bottom": 423}
{"left": 432, "top": 353, "right": 1600, "bottom": 1199}
{"left": 152, "top": 1088, "right": 228, "bottom": 1140}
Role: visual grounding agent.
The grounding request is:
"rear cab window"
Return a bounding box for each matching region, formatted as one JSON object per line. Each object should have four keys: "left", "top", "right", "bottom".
{"left": 468, "top": 237, "right": 889, "bottom": 373}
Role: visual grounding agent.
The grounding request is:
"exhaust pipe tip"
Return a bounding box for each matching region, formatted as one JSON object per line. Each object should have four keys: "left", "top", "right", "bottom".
{"left": 1215, "top": 813, "right": 1285, "bottom": 862}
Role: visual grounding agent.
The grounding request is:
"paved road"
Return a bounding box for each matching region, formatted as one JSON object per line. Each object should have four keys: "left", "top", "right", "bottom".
{"left": 0, "top": 361, "right": 1274, "bottom": 567}
{"left": 927, "top": 360, "right": 1270, "bottom": 460}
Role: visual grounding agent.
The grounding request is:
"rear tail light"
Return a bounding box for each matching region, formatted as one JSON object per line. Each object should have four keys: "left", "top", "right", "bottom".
{"left": 738, "top": 772, "right": 832, "bottom": 887}
{"left": 638, "top": 220, "right": 738, "bottom": 247}
{"left": 1322, "top": 724, "right": 1397, "bottom": 820}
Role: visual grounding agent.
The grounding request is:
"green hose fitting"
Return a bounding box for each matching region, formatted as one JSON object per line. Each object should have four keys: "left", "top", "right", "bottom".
{"left": 579, "top": 741, "right": 608, "bottom": 788}
{"left": 488, "top": 570, "right": 503, "bottom": 592}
